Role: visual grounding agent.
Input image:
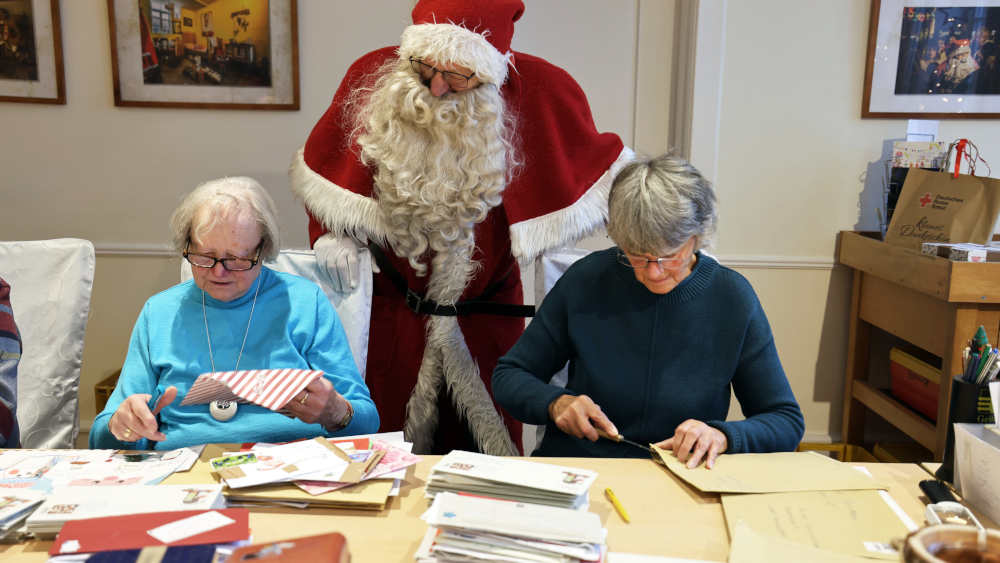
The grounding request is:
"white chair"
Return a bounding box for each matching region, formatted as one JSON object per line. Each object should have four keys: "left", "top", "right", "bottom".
{"left": 181, "top": 249, "right": 372, "bottom": 378}
{"left": 0, "top": 239, "right": 95, "bottom": 449}
{"left": 521, "top": 247, "right": 591, "bottom": 454}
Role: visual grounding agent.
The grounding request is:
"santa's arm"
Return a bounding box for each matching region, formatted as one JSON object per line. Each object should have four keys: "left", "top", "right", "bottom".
{"left": 508, "top": 145, "right": 634, "bottom": 264}
{"left": 290, "top": 48, "right": 398, "bottom": 248}
{"left": 502, "top": 54, "right": 635, "bottom": 264}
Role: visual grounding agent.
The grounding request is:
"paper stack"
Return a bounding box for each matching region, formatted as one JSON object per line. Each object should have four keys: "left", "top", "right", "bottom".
{"left": 0, "top": 489, "right": 46, "bottom": 540}
{"left": 26, "top": 484, "right": 226, "bottom": 536}
{"left": 415, "top": 492, "right": 606, "bottom": 562}
{"left": 198, "top": 434, "right": 418, "bottom": 511}
{"left": 210, "top": 437, "right": 353, "bottom": 489}
{"left": 49, "top": 508, "right": 250, "bottom": 557}
{"left": 426, "top": 450, "right": 596, "bottom": 509}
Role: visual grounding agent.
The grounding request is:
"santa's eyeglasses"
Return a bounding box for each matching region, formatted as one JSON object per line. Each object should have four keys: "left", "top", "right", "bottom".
{"left": 409, "top": 58, "right": 476, "bottom": 90}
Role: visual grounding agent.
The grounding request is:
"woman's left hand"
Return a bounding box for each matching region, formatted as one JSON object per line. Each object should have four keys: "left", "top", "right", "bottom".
{"left": 654, "top": 419, "right": 728, "bottom": 469}
{"left": 285, "top": 377, "right": 335, "bottom": 424}
{"left": 285, "top": 377, "right": 351, "bottom": 430}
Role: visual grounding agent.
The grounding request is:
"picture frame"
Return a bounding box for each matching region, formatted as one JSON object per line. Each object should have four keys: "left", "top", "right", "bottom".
{"left": 863, "top": 0, "right": 1000, "bottom": 118}
{"left": 107, "top": 0, "right": 299, "bottom": 110}
{"left": 0, "top": 0, "right": 65, "bottom": 104}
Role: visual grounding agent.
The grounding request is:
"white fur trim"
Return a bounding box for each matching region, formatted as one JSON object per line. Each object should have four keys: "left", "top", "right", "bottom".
{"left": 404, "top": 315, "right": 518, "bottom": 456}
{"left": 400, "top": 23, "right": 510, "bottom": 85}
{"left": 435, "top": 316, "right": 518, "bottom": 456}
{"left": 403, "top": 343, "right": 445, "bottom": 454}
{"left": 510, "top": 147, "right": 636, "bottom": 263}
{"left": 401, "top": 237, "right": 518, "bottom": 455}
{"left": 289, "top": 148, "right": 388, "bottom": 243}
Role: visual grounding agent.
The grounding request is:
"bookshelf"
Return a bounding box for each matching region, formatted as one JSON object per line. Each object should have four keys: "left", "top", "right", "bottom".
{"left": 837, "top": 231, "right": 1000, "bottom": 460}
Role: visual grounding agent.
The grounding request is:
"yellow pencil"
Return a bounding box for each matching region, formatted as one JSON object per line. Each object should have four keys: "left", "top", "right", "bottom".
{"left": 605, "top": 487, "right": 630, "bottom": 523}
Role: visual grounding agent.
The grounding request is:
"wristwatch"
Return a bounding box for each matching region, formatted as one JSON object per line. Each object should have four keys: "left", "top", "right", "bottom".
{"left": 330, "top": 400, "right": 354, "bottom": 431}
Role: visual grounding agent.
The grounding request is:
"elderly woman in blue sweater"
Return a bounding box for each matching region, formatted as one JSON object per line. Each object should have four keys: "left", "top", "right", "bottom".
{"left": 91, "top": 177, "right": 378, "bottom": 450}
{"left": 492, "top": 154, "right": 804, "bottom": 467}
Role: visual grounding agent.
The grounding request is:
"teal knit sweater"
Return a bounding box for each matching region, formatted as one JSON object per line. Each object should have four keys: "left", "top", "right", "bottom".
{"left": 91, "top": 267, "right": 378, "bottom": 450}
{"left": 493, "top": 249, "right": 804, "bottom": 458}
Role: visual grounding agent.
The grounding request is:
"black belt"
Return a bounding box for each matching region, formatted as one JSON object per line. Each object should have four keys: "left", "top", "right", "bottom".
{"left": 367, "top": 242, "right": 535, "bottom": 317}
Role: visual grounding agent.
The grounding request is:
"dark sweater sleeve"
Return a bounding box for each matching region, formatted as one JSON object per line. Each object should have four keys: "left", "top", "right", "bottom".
{"left": 492, "top": 277, "right": 579, "bottom": 425}
{"left": 707, "top": 293, "right": 805, "bottom": 453}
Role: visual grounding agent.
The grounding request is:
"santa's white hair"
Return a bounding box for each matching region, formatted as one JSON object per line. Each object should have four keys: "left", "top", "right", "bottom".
{"left": 345, "top": 58, "right": 519, "bottom": 302}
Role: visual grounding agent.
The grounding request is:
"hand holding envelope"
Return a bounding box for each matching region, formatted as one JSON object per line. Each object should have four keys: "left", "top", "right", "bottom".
{"left": 181, "top": 369, "right": 323, "bottom": 411}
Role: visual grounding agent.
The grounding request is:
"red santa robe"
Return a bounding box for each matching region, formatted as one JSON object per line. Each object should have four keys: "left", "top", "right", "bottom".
{"left": 291, "top": 46, "right": 630, "bottom": 455}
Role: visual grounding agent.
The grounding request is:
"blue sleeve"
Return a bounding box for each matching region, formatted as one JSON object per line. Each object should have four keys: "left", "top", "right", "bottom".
{"left": 707, "top": 296, "right": 804, "bottom": 453}
{"left": 90, "top": 303, "right": 157, "bottom": 450}
{"left": 303, "top": 286, "right": 379, "bottom": 435}
{"left": 492, "top": 277, "right": 579, "bottom": 425}
{"left": 0, "top": 283, "right": 20, "bottom": 448}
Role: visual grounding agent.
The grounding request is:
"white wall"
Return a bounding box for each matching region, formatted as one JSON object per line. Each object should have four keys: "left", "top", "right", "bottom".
{"left": 0, "top": 0, "right": 641, "bottom": 439}
{"left": 701, "top": 0, "right": 1000, "bottom": 443}
{"left": 8, "top": 0, "right": 997, "bottom": 447}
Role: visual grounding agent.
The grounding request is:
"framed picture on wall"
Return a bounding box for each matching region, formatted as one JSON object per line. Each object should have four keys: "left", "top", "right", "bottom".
{"left": 107, "top": 0, "right": 299, "bottom": 110}
{"left": 0, "top": 0, "right": 65, "bottom": 104}
{"left": 863, "top": 0, "right": 1000, "bottom": 118}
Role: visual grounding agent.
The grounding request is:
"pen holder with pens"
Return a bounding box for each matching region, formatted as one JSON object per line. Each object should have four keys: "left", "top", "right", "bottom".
{"left": 935, "top": 375, "right": 996, "bottom": 484}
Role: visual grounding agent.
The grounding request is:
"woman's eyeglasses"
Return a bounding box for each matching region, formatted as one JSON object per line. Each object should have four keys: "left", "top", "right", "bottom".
{"left": 617, "top": 239, "right": 695, "bottom": 271}
{"left": 184, "top": 241, "right": 262, "bottom": 272}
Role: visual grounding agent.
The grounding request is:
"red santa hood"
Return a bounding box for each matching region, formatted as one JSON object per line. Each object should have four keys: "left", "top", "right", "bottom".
{"left": 399, "top": 0, "right": 523, "bottom": 86}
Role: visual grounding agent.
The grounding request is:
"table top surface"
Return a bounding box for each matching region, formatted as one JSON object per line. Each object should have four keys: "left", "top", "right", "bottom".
{"left": 0, "top": 456, "right": 978, "bottom": 562}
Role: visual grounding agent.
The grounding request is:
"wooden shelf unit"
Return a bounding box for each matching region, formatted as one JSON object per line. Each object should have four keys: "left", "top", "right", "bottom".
{"left": 838, "top": 231, "right": 1000, "bottom": 460}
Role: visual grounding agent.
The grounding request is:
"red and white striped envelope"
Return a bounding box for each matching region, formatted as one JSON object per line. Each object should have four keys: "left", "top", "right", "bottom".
{"left": 180, "top": 369, "right": 323, "bottom": 411}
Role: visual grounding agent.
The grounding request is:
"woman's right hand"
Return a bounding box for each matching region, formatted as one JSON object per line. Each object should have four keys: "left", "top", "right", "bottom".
{"left": 548, "top": 394, "right": 618, "bottom": 442}
{"left": 109, "top": 386, "right": 177, "bottom": 443}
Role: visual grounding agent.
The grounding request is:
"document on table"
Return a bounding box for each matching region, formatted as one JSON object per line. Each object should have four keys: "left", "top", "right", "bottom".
{"left": 721, "top": 489, "right": 908, "bottom": 560}
{"left": 652, "top": 447, "right": 885, "bottom": 493}
{"left": 954, "top": 423, "right": 1000, "bottom": 526}
{"left": 211, "top": 437, "right": 348, "bottom": 488}
{"left": 727, "top": 522, "right": 873, "bottom": 563}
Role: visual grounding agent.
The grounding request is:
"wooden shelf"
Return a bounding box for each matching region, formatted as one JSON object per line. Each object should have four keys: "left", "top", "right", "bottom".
{"left": 838, "top": 231, "right": 1000, "bottom": 303}
{"left": 850, "top": 380, "right": 936, "bottom": 452}
{"left": 838, "top": 231, "right": 1000, "bottom": 460}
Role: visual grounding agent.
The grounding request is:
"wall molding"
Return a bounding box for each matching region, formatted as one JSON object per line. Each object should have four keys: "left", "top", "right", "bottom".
{"left": 95, "top": 243, "right": 175, "bottom": 257}
{"left": 717, "top": 255, "right": 836, "bottom": 270}
{"left": 96, "top": 244, "right": 837, "bottom": 270}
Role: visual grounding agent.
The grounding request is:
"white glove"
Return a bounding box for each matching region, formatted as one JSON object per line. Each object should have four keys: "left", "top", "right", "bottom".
{"left": 314, "top": 233, "right": 363, "bottom": 293}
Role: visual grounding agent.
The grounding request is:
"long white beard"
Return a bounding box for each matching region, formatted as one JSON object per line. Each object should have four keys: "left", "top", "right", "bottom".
{"left": 351, "top": 61, "right": 513, "bottom": 303}
{"left": 347, "top": 61, "right": 521, "bottom": 456}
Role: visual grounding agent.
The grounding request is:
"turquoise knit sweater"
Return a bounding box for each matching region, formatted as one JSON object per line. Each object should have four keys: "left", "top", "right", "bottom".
{"left": 91, "top": 267, "right": 378, "bottom": 450}
{"left": 493, "top": 249, "right": 804, "bottom": 458}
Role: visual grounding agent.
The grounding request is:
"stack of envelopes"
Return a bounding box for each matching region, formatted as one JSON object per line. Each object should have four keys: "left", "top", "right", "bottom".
{"left": 26, "top": 484, "right": 226, "bottom": 537}
{"left": 426, "top": 450, "right": 596, "bottom": 509}
{"left": 415, "top": 492, "right": 605, "bottom": 562}
{"left": 166, "top": 436, "right": 417, "bottom": 511}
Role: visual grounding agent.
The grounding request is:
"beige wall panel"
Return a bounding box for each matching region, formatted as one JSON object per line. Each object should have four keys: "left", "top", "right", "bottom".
{"left": 0, "top": 1, "right": 637, "bottom": 435}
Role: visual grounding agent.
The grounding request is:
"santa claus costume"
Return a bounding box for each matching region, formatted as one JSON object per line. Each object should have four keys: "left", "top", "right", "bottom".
{"left": 291, "top": 0, "right": 632, "bottom": 455}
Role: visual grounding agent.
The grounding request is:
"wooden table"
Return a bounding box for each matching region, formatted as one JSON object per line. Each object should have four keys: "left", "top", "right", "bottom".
{"left": 838, "top": 231, "right": 1000, "bottom": 459}
{"left": 0, "top": 455, "right": 981, "bottom": 562}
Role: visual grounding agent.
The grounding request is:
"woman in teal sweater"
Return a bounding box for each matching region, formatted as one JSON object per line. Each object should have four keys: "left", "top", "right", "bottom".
{"left": 493, "top": 155, "right": 803, "bottom": 466}
{"left": 91, "top": 177, "right": 377, "bottom": 450}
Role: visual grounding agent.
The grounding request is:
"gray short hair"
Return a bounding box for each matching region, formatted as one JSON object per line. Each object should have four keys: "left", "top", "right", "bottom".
{"left": 169, "top": 177, "right": 281, "bottom": 261}
{"left": 607, "top": 154, "right": 717, "bottom": 254}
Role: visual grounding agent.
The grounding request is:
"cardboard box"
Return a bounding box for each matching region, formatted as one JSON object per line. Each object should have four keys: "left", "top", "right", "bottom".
{"left": 954, "top": 424, "right": 1000, "bottom": 526}
{"left": 920, "top": 242, "right": 1000, "bottom": 262}
{"left": 889, "top": 348, "right": 941, "bottom": 421}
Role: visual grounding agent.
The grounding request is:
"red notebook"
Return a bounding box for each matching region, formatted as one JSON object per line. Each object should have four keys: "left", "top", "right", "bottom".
{"left": 49, "top": 508, "right": 250, "bottom": 556}
{"left": 228, "top": 532, "right": 349, "bottom": 562}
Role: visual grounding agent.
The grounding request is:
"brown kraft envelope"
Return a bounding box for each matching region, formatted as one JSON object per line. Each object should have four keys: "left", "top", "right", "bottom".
{"left": 319, "top": 438, "right": 385, "bottom": 483}
{"left": 885, "top": 169, "right": 1000, "bottom": 251}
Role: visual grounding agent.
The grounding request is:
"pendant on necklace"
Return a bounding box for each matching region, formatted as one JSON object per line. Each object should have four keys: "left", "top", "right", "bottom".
{"left": 210, "top": 400, "right": 237, "bottom": 422}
